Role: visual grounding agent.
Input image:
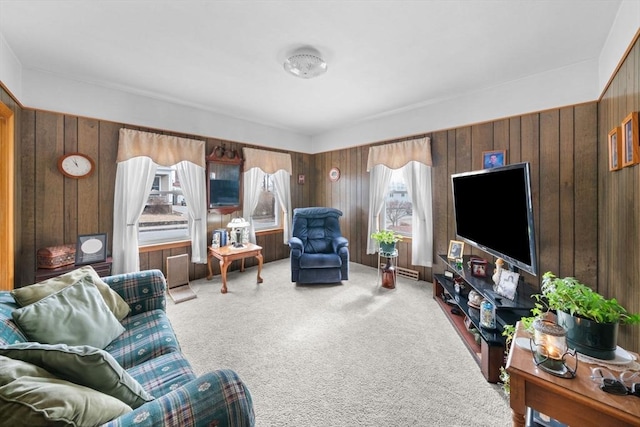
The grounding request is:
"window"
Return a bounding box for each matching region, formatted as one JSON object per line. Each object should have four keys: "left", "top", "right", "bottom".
{"left": 251, "top": 173, "right": 280, "bottom": 231}
{"left": 383, "top": 169, "right": 413, "bottom": 236}
{"left": 138, "top": 165, "right": 189, "bottom": 245}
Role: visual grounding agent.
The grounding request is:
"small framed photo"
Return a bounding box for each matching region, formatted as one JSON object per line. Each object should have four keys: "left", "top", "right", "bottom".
{"left": 495, "top": 270, "right": 520, "bottom": 301}
{"left": 622, "top": 112, "right": 639, "bottom": 168}
{"left": 608, "top": 126, "right": 622, "bottom": 171}
{"left": 482, "top": 150, "right": 506, "bottom": 169}
{"left": 447, "top": 240, "right": 464, "bottom": 260}
{"left": 298, "top": 174, "right": 305, "bottom": 185}
{"left": 75, "top": 233, "right": 107, "bottom": 265}
{"left": 470, "top": 258, "right": 488, "bottom": 277}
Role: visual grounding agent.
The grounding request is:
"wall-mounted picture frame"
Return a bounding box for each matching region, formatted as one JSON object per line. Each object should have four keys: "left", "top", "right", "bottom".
{"left": 75, "top": 233, "right": 107, "bottom": 265}
{"left": 298, "top": 174, "right": 305, "bottom": 185}
{"left": 495, "top": 270, "right": 520, "bottom": 301}
{"left": 622, "top": 112, "right": 639, "bottom": 168}
{"left": 447, "top": 240, "right": 464, "bottom": 260}
{"left": 608, "top": 126, "right": 622, "bottom": 171}
{"left": 482, "top": 150, "right": 506, "bottom": 169}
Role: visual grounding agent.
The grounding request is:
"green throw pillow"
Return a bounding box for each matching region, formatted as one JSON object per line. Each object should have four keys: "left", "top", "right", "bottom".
{"left": 0, "top": 342, "right": 153, "bottom": 408}
{"left": 11, "top": 276, "right": 125, "bottom": 349}
{"left": 11, "top": 265, "right": 130, "bottom": 321}
{"left": 0, "top": 355, "right": 132, "bottom": 426}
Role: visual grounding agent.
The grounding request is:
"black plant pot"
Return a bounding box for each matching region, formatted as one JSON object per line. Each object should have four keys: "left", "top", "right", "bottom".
{"left": 556, "top": 310, "right": 618, "bottom": 360}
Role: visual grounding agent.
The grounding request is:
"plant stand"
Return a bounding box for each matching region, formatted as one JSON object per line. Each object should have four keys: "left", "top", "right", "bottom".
{"left": 378, "top": 249, "right": 398, "bottom": 289}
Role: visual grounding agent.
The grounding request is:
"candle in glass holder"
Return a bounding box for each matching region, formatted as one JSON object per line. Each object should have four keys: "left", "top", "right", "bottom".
{"left": 533, "top": 319, "right": 567, "bottom": 369}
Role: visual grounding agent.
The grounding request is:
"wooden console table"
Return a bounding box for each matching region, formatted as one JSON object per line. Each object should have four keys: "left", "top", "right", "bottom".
{"left": 207, "top": 244, "right": 263, "bottom": 294}
{"left": 506, "top": 322, "right": 640, "bottom": 427}
{"left": 35, "top": 257, "right": 113, "bottom": 281}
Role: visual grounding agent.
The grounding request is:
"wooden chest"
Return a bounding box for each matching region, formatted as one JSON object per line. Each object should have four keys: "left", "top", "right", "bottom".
{"left": 37, "top": 244, "right": 77, "bottom": 269}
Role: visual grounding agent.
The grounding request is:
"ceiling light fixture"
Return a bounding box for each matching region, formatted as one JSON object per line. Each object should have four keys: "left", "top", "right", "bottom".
{"left": 284, "top": 47, "right": 327, "bottom": 79}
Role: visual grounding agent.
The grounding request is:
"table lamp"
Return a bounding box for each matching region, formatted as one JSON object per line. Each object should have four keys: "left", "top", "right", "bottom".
{"left": 227, "top": 218, "right": 250, "bottom": 248}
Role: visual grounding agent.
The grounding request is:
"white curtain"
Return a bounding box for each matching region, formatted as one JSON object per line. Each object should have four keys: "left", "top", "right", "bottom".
{"left": 113, "top": 128, "right": 206, "bottom": 274}
{"left": 112, "top": 157, "right": 157, "bottom": 275}
{"left": 242, "top": 147, "right": 293, "bottom": 245}
{"left": 366, "top": 164, "right": 393, "bottom": 254}
{"left": 243, "top": 168, "right": 264, "bottom": 244}
{"left": 366, "top": 136, "right": 433, "bottom": 264}
{"left": 271, "top": 169, "right": 292, "bottom": 244}
{"left": 402, "top": 161, "right": 433, "bottom": 267}
{"left": 175, "top": 161, "right": 207, "bottom": 263}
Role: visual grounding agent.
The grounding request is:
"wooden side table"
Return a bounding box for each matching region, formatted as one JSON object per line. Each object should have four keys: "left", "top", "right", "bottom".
{"left": 506, "top": 322, "right": 640, "bottom": 427}
{"left": 207, "top": 244, "right": 263, "bottom": 294}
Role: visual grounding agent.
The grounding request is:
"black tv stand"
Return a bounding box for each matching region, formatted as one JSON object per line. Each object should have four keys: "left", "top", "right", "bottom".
{"left": 433, "top": 254, "right": 536, "bottom": 383}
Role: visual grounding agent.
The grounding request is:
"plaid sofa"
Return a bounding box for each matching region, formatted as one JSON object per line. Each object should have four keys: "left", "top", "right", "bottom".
{"left": 0, "top": 269, "right": 255, "bottom": 426}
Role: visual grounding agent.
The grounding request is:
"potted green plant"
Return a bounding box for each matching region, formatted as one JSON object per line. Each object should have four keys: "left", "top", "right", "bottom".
{"left": 499, "top": 273, "right": 640, "bottom": 394}
{"left": 535, "top": 271, "right": 640, "bottom": 360}
{"left": 370, "top": 229, "right": 403, "bottom": 253}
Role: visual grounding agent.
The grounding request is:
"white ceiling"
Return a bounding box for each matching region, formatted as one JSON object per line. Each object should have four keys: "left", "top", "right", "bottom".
{"left": 0, "top": 0, "right": 624, "bottom": 139}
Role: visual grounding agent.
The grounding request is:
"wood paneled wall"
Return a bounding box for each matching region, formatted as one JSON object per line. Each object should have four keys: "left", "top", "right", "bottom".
{"left": 311, "top": 105, "right": 598, "bottom": 293}
{"left": 15, "top": 113, "right": 312, "bottom": 286}
{"left": 599, "top": 34, "right": 640, "bottom": 352}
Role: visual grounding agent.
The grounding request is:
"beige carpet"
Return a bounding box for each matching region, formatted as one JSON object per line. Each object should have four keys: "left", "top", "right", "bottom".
{"left": 166, "top": 259, "right": 511, "bottom": 426}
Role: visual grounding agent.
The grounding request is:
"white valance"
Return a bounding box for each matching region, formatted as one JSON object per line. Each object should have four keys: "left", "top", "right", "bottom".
{"left": 243, "top": 147, "right": 292, "bottom": 175}
{"left": 117, "top": 128, "right": 205, "bottom": 168}
{"left": 366, "top": 137, "right": 432, "bottom": 171}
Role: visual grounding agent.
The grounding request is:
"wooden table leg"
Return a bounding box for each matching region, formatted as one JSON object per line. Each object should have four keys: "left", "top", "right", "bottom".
{"left": 255, "top": 252, "right": 263, "bottom": 283}
{"left": 219, "top": 259, "right": 230, "bottom": 294}
{"left": 511, "top": 410, "right": 525, "bottom": 427}
{"left": 509, "top": 374, "right": 526, "bottom": 427}
{"left": 207, "top": 251, "right": 213, "bottom": 280}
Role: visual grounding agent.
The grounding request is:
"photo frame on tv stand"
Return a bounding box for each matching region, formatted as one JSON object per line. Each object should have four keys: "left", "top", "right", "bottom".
{"left": 495, "top": 269, "right": 520, "bottom": 301}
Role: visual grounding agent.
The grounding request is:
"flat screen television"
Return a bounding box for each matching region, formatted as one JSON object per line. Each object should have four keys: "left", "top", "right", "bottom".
{"left": 451, "top": 162, "right": 538, "bottom": 276}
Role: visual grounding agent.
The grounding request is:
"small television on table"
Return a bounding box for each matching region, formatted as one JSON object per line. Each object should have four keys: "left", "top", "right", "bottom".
{"left": 451, "top": 162, "right": 538, "bottom": 276}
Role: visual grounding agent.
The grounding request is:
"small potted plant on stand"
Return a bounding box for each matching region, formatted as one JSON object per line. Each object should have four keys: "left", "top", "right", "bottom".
{"left": 370, "top": 229, "right": 403, "bottom": 254}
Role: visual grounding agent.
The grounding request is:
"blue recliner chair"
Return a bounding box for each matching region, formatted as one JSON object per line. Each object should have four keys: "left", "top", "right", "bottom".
{"left": 289, "top": 207, "right": 349, "bottom": 284}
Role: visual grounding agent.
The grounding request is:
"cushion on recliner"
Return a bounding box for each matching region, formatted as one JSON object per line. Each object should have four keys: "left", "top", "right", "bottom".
{"left": 299, "top": 253, "right": 342, "bottom": 269}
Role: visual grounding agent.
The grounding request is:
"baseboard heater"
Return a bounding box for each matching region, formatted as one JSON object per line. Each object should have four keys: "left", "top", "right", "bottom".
{"left": 396, "top": 266, "right": 419, "bottom": 281}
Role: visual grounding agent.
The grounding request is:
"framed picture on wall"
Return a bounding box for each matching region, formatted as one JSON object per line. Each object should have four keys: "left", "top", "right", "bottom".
{"left": 621, "top": 112, "right": 639, "bottom": 168}
{"left": 482, "top": 150, "right": 506, "bottom": 169}
{"left": 608, "top": 126, "right": 622, "bottom": 171}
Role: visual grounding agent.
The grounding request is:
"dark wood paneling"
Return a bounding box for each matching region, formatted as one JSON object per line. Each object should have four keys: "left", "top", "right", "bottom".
{"left": 599, "top": 36, "right": 640, "bottom": 352}
{"left": 13, "top": 113, "right": 312, "bottom": 285}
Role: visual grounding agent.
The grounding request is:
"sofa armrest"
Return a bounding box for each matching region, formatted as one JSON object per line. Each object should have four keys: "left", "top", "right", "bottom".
{"left": 102, "top": 369, "right": 255, "bottom": 427}
{"left": 102, "top": 270, "right": 167, "bottom": 316}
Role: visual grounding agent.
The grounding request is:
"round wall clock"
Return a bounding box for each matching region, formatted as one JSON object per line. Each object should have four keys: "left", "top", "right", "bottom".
{"left": 329, "top": 167, "right": 340, "bottom": 182}
{"left": 57, "top": 153, "right": 95, "bottom": 179}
